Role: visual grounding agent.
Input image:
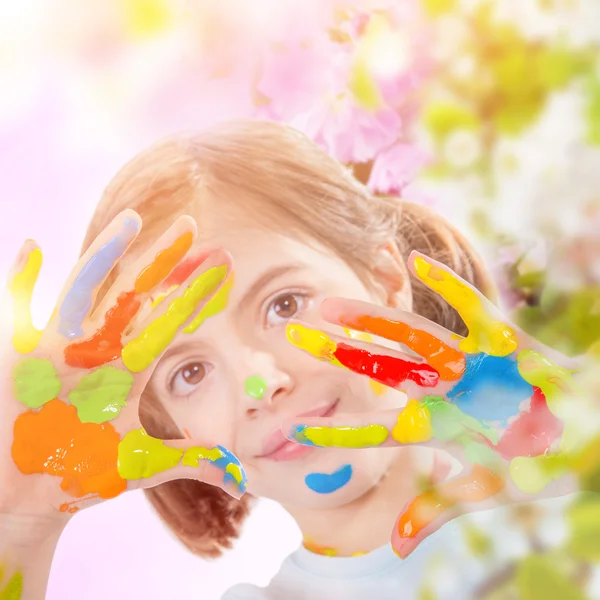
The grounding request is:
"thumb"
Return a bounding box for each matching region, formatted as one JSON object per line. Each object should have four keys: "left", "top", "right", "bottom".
{"left": 118, "top": 430, "right": 247, "bottom": 499}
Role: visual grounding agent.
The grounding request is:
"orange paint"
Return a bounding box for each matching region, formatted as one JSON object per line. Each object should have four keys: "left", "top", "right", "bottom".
{"left": 397, "top": 465, "right": 504, "bottom": 539}
{"left": 135, "top": 232, "right": 193, "bottom": 294}
{"left": 64, "top": 291, "right": 141, "bottom": 368}
{"left": 64, "top": 234, "right": 194, "bottom": 369}
{"left": 12, "top": 399, "right": 126, "bottom": 499}
{"left": 343, "top": 315, "right": 466, "bottom": 381}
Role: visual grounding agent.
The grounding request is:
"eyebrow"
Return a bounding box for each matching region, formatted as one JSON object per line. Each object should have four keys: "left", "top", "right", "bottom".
{"left": 237, "top": 263, "right": 305, "bottom": 309}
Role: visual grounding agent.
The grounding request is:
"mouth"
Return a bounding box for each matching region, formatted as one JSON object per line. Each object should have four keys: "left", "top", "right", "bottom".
{"left": 258, "top": 399, "right": 339, "bottom": 462}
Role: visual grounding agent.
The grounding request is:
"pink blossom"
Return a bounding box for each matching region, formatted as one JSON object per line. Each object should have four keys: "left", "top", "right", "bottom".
{"left": 292, "top": 100, "right": 402, "bottom": 163}
{"left": 367, "top": 142, "right": 430, "bottom": 195}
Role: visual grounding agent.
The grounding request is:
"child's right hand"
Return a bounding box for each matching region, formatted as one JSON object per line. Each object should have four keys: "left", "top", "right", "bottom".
{"left": 0, "top": 209, "right": 246, "bottom": 532}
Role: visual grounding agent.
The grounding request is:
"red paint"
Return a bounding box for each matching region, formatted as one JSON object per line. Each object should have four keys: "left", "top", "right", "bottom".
{"left": 64, "top": 291, "right": 141, "bottom": 368}
{"left": 333, "top": 343, "right": 440, "bottom": 388}
{"left": 491, "top": 387, "right": 563, "bottom": 460}
{"left": 164, "top": 251, "right": 212, "bottom": 287}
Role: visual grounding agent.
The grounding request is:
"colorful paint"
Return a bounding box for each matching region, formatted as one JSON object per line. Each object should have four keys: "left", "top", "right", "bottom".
{"left": 394, "top": 465, "right": 504, "bottom": 549}
{"left": 446, "top": 353, "right": 533, "bottom": 424}
{"left": 341, "top": 315, "right": 465, "bottom": 381}
{"left": 412, "top": 255, "right": 518, "bottom": 357}
{"left": 292, "top": 423, "right": 389, "bottom": 448}
{"left": 65, "top": 232, "right": 193, "bottom": 369}
{"left": 118, "top": 429, "right": 247, "bottom": 493}
{"left": 67, "top": 365, "right": 134, "bottom": 423}
{"left": 391, "top": 399, "right": 433, "bottom": 444}
{"left": 183, "top": 272, "right": 234, "bottom": 333}
{"left": 343, "top": 328, "right": 387, "bottom": 395}
{"left": 59, "top": 218, "right": 138, "bottom": 338}
{"left": 302, "top": 538, "right": 366, "bottom": 557}
{"left": 286, "top": 324, "right": 440, "bottom": 388}
{"left": 305, "top": 464, "right": 353, "bottom": 494}
{"left": 12, "top": 399, "right": 127, "bottom": 499}
{"left": 12, "top": 358, "right": 61, "bottom": 409}
{"left": 8, "top": 247, "right": 42, "bottom": 354}
{"left": 122, "top": 265, "right": 228, "bottom": 372}
{"left": 244, "top": 375, "right": 267, "bottom": 399}
{"left": 0, "top": 564, "right": 23, "bottom": 600}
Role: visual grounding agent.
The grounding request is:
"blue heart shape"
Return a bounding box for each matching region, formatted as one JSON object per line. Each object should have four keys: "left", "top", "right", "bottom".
{"left": 305, "top": 464, "right": 353, "bottom": 494}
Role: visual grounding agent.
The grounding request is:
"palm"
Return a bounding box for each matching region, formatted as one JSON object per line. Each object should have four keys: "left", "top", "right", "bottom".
{"left": 0, "top": 210, "right": 246, "bottom": 521}
{"left": 286, "top": 250, "right": 587, "bottom": 558}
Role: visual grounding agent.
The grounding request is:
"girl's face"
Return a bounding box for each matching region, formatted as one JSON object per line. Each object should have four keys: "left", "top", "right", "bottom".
{"left": 149, "top": 213, "right": 411, "bottom": 510}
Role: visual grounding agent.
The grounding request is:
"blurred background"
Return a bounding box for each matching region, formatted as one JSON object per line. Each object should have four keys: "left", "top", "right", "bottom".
{"left": 0, "top": 0, "right": 599, "bottom": 598}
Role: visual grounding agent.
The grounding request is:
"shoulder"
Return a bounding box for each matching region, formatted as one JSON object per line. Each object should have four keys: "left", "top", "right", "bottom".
{"left": 221, "top": 582, "right": 268, "bottom": 600}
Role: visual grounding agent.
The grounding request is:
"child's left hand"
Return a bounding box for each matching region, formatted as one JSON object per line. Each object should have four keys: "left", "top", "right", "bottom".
{"left": 284, "top": 250, "right": 596, "bottom": 559}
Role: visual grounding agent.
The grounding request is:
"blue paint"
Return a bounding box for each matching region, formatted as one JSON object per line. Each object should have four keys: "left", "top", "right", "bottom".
{"left": 58, "top": 218, "right": 138, "bottom": 338}
{"left": 289, "top": 425, "right": 315, "bottom": 446}
{"left": 447, "top": 353, "right": 533, "bottom": 424}
{"left": 305, "top": 464, "right": 352, "bottom": 494}
{"left": 215, "top": 445, "right": 248, "bottom": 493}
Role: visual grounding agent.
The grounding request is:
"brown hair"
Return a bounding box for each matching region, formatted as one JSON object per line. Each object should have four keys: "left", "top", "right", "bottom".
{"left": 80, "top": 119, "right": 497, "bottom": 558}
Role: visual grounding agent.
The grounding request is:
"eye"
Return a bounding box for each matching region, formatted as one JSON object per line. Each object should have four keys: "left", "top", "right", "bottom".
{"left": 265, "top": 292, "right": 308, "bottom": 327}
{"left": 169, "top": 361, "right": 210, "bottom": 396}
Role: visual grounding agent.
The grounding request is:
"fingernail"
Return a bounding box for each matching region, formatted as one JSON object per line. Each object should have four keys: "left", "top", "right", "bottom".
{"left": 285, "top": 324, "right": 338, "bottom": 361}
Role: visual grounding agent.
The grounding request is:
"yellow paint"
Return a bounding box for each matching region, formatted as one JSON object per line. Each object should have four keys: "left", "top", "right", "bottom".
{"left": 183, "top": 273, "right": 234, "bottom": 333}
{"left": 122, "top": 266, "right": 227, "bottom": 372}
{"left": 517, "top": 349, "right": 577, "bottom": 419}
{"left": 286, "top": 324, "right": 343, "bottom": 367}
{"left": 8, "top": 248, "right": 43, "bottom": 354}
{"left": 344, "top": 328, "right": 386, "bottom": 395}
{"left": 302, "top": 424, "right": 389, "bottom": 448}
{"left": 413, "top": 256, "right": 518, "bottom": 357}
{"left": 118, "top": 429, "right": 183, "bottom": 480}
{"left": 225, "top": 463, "right": 244, "bottom": 485}
{"left": 391, "top": 399, "right": 433, "bottom": 444}
{"left": 510, "top": 454, "right": 568, "bottom": 495}
{"left": 181, "top": 446, "right": 224, "bottom": 467}
{"left": 151, "top": 284, "right": 179, "bottom": 309}
{"left": 0, "top": 565, "right": 23, "bottom": 600}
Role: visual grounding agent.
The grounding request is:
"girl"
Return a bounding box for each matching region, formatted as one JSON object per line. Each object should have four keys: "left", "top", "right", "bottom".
{"left": 0, "top": 119, "right": 580, "bottom": 600}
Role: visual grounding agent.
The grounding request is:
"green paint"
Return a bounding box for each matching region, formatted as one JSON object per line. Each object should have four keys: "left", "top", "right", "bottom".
{"left": 244, "top": 375, "right": 267, "bottom": 399}
{"left": 182, "top": 446, "right": 224, "bottom": 467}
{"left": 463, "top": 440, "right": 503, "bottom": 471}
{"left": 118, "top": 429, "right": 183, "bottom": 480}
{"left": 0, "top": 569, "right": 23, "bottom": 600}
{"left": 68, "top": 366, "right": 134, "bottom": 424}
{"left": 422, "top": 395, "right": 499, "bottom": 445}
{"left": 12, "top": 358, "right": 61, "bottom": 409}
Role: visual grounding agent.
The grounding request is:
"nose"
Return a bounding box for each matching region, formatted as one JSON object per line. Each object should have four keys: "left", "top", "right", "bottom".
{"left": 241, "top": 350, "right": 293, "bottom": 418}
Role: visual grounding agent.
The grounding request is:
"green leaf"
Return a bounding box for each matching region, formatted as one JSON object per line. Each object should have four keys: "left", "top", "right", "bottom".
{"left": 534, "top": 47, "right": 579, "bottom": 90}
{"left": 516, "top": 554, "right": 588, "bottom": 600}
{"left": 585, "top": 75, "right": 600, "bottom": 146}
{"left": 422, "top": 103, "right": 480, "bottom": 142}
{"left": 567, "top": 495, "right": 600, "bottom": 561}
{"left": 461, "top": 521, "right": 493, "bottom": 558}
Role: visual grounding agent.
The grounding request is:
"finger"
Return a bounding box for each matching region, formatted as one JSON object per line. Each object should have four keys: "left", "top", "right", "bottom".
{"left": 391, "top": 465, "right": 505, "bottom": 558}
{"left": 284, "top": 395, "right": 499, "bottom": 451}
{"left": 117, "top": 429, "right": 247, "bottom": 499}
{"left": 408, "top": 251, "right": 518, "bottom": 357}
{"left": 65, "top": 216, "right": 197, "bottom": 369}
{"left": 6, "top": 239, "right": 43, "bottom": 354}
{"left": 54, "top": 210, "right": 141, "bottom": 339}
{"left": 285, "top": 321, "right": 440, "bottom": 390}
{"left": 121, "top": 250, "right": 231, "bottom": 373}
{"left": 320, "top": 297, "right": 466, "bottom": 382}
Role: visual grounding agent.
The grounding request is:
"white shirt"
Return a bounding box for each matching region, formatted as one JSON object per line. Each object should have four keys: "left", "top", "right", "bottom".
{"left": 221, "top": 498, "right": 574, "bottom": 600}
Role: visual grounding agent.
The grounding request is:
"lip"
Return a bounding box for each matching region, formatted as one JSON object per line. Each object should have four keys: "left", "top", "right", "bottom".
{"left": 258, "top": 399, "right": 339, "bottom": 462}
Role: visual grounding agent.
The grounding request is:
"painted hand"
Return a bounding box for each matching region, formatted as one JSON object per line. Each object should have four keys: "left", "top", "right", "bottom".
{"left": 284, "top": 250, "right": 595, "bottom": 558}
{"left": 1, "top": 210, "right": 246, "bottom": 521}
